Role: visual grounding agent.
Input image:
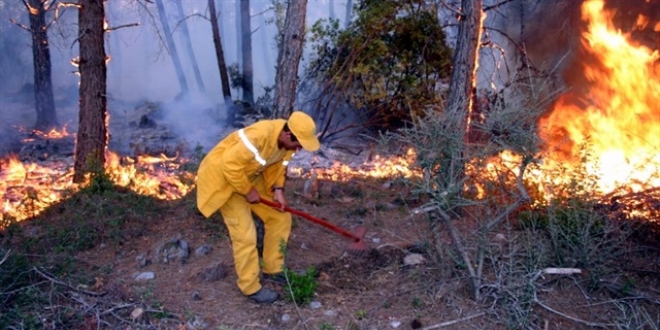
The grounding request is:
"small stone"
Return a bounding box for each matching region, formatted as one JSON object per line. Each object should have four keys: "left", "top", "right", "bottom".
{"left": 281, "top": 314, "right": 292, "bottom": 322}
{"left": 130, "top": 307, "right": 144, "bottom": 320}
{"left": 309, "top": 301, "right": 322, "bottom": 309}
{"left": 135, "top": 253, "right": 149, "bottom": 268}
{"left": 403, "top": 253, "right": 426, "bottom": 266}
{"left": 301, "top": 242, "right": 309, "bottom": 250}
{"left": 187, "top": 316, "right": 210, "bottom": 330}
{"left": 135, "top": 272, "right": 155, "bottom": 281}
{"left": 390, "top": 320, "right": 401, "bottom": 328}
{"left": 323, "top": 310, "right": 338, "bottom": 317}
{"left": 192, "top": 291, "right": 202, "bottom": 301}
{"left": 371, "top": 237, "right": 381, "bottom": 243}
{"left": 195, "top": 245, "right": 212, "bottom": 256}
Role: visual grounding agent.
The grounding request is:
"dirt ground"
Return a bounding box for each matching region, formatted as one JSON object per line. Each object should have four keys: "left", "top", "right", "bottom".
{"left": 3, "top": 97, "right": 660, "bottom": 330}
{"left": 67, "top": 175, "right": 660, "bottom": 330}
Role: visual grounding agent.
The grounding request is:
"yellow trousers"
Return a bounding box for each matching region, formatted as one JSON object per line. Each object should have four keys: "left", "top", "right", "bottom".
{"left": 219, "top": 189, "right": 292, "bottom": 295}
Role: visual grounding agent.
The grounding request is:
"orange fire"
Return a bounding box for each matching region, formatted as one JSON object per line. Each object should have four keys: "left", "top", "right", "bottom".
{"left": 538, "top": 0, "right": 659, "bottom": 195}
{"left": 2, "top": 1, "right": 657, "bottom": 224}
{"left": 288, "top": 148, "right": 419, "bottom": 182}
{"left": 1, "top": 146, "right": 195, "bottom": 222}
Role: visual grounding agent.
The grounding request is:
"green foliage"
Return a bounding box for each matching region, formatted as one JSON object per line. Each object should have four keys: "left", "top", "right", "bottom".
{"left": 318, "top": 322, "right": 336, "bottom": 330}
{"left": 80, "top": 156, "right": 114, "bottom": 195}
{"left": 306, "top": 0, "right": 452, "bottom": 131}
{"left": 282, "top": 266, "right": 318, "bottom": 305}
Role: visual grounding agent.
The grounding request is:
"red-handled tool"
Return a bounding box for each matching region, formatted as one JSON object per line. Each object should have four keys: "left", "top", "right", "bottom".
{"left": 259, "top": 197, "right": 367, "bottom": 252}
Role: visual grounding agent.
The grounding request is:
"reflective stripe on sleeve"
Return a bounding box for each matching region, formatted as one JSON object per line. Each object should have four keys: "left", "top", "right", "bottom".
{"left": 282, "top": 153, "right": 294, "bottom": 166}
{"left": 238, "top": 129, "right": 266, "bottom": 165}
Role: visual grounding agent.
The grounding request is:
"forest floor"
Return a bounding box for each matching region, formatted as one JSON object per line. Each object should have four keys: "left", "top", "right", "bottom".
{"left": 1, "top": 97, "right": 660, "bottom": 329}
{"left": 5, "top": 176, "right": 660, "bottom": 330}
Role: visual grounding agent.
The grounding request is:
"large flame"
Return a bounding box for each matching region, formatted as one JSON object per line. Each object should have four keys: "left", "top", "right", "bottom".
{"left": 1, "top": 125, "right": 194, "bottom": 222}
{"left": 2, "top": 0, "right": 658, "bottom": 223}
{"left": 538, "top": 0, "right": 660, "bottom": 195}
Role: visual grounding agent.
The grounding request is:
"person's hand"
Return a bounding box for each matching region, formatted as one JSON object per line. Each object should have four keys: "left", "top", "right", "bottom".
{"left": 245, "top": 187, "right": 260, "bottom": 203}
{"left": 273, "top": 189, "right": 287, "bottom": 211}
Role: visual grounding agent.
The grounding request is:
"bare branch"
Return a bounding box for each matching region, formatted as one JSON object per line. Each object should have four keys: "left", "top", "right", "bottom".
{"left": 9, "top": 19, "right": 31, "bottom": 32}
{"left": 534, "top": 299, "right": 615, "bottom": 328}
{"left": 33, "top": 266, "right": 107, "bottom": 296}
{"left": 419, "top": 312, "right": 486, "bottom": 330}
{"left": 438, "top": 0, "right": 463, "bottom": 18}
{"left": 105, "top": 22, "right": 140, "bottom": 32}
{"left": 0, "top": 249, "right": 10, "bottom": 266}
{"left": 483, "top": 0, "right": 516, "bottom": 12}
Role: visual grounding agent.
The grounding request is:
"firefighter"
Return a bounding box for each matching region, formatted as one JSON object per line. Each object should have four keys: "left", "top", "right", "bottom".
{"left": 196, "top": 111, "right": 320, "bottom": 303}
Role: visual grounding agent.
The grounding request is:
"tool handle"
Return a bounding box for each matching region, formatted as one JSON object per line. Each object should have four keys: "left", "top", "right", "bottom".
{"left": 259, "top": 198, "right": 360, "bottom": 241}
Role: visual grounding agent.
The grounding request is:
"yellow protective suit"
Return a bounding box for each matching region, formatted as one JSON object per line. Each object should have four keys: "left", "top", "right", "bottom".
{"left": 196, "top": 119, "right": 295, "bottom": 295}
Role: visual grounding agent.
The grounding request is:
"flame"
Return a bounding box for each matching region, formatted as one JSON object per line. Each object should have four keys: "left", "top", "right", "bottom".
{"left": 19, "top": 124, "right": 72, "bottom": 142}
{"left": 2, "top": 1, "right": 658, "bottom": 224}
{"left": 288, "top": 148, "right": 419, "bottom": 182}
{"left": 538, "top": 0, "right": 660, "bottom": 195}
{"left": 1, "top": 142, "right": 195, "bottom": 222}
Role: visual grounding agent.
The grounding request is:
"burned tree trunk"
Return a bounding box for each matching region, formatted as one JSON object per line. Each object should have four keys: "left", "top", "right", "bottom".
{"left": 174, "top": 0, "right": 205, "bottom": 92}
{"left": 441, "top": 0, "right": 483, "bottom": 187}
{"left": 25, "top": 0, "right": 58, "bottom": 130}
{"left": 73, "top": 0, "right": 107, "bottom": 183}
{"left": 208, "top": 0, "right": 231, "bottom": 103}
{"left": 154, "top": 0, "right": 189, "bottom": 96}
{"left": 447, "top": 0, "right": 483, "bottom": 135}
{"left": 240, "top": 0, "right": 254, "bottom": 104}
{"left": 272, "top": 0, "right": 307, "bottom": 119}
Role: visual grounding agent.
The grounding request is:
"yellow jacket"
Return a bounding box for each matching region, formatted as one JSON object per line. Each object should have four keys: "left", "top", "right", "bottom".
{"left": 196, "top": 119, "right": 295, "bottom": 218}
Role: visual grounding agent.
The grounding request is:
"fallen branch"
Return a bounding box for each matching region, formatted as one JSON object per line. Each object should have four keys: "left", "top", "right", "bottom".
{"left": 33, "top": 266, "right": 107, "bottom": 296}
{"left": 419, "top": 312, "right": 486, "bottom": 330}
{"left": 0, "top": 249, "right": 10, "bottom": 266}
{"left": 534, "top": 299, "right": 614, "bottom": 328}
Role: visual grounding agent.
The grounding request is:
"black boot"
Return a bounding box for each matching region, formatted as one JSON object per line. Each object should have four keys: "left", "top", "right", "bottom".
{"left": 248, "top": 287, "right": 278, "bottom": 303}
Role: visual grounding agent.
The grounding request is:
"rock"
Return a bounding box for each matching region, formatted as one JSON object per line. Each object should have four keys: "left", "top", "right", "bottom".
{"left": 281, "top": 314, "right": 292, "bottom": 322}
{"left": 130, "top": 307, "right": 144, "bottom": 320}
{"left": 323, "top": 310, "right": 338, "bottom": 317}
{"left": 309, "top": 301, "right": 322, "bottom": 309}
{"left": 154, "top": 237, "right": 190, "bottom": 264}
{"left": 135, "top": 272, "right": 155, "bottom": 281}
{"left": 403, "top": 253, "right": 426, "bottom": 266}
{"left": 187, "top": 316, "right": 210, "bottom": 330}
{"left": 197, "top": 263, "right": 227, "bottom": 282}
{"left": 195, "top": 245, "right": 212, "bottom": 256}
{"left": 135, "top": 253, "right": 150, "bottom": 268}
{"left": 192, "top": 291, "right": 202, "bottom": 301}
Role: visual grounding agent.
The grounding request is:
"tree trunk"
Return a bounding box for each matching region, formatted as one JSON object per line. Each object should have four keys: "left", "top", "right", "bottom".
{"left": 432, "top": 0, "right": 483, "bottom": 222}
{"left": 344, "top": 0, "right": 352, "bottom": 29}
{"left": 74, "top": 0, "right": 107, "bottom": 183}
{"left": 26, "top": 0, "right": 58, "bottom": 130}
{"left": 240, "top": 0, "right": 254, "bottom": 104}
{"left": 272, "top": 0, "right": 307, "bottom": 119}
{"left": 154, "top": 0, "right": 189, "bottom": 97}
{"left": 329, "top": 0, "right": 335, "bottom": 20}
{"left": 208, "top": 0, "right": 231, "bottom": 102}
{"left": 174, "top": 0, "right": 205, "bottom": 92}
{"left": 447, "top": 0, "right": 483, "bottom": 132}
